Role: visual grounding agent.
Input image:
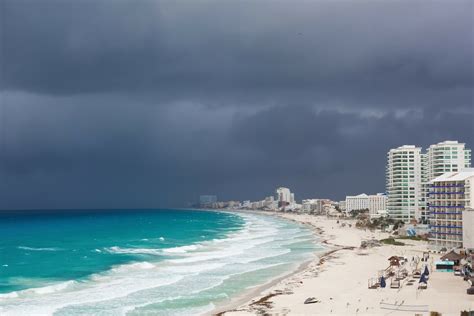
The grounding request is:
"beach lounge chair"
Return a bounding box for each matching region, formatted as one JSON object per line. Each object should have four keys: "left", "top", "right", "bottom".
{"left": 368, "top": 278, "right": 379, "bottom": 289}
{"left": 418, "top": 283, "right": 427, "bottom": 290}
{"left": 390, "top": 279, "right": 400, "bottom": 289}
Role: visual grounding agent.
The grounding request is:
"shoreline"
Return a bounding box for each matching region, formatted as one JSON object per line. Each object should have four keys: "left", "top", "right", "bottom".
{"left": 211, "top": 256, "right": 315, "bottom": 316}
{"left": 210, "top": 210, "right": 337, "bottom": 316}
{"left": 211, "top": 209, "right": 330, "bottom": 316}
{"left": 213, "top": 212, "right": 474, "bottom": 315}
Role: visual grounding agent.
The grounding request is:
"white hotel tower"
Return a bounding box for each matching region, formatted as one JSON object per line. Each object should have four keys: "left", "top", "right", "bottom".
{"left": 386, "top": 145, "right": 423, "bottom": 222}
{"left": 425, "top": 141, "right": 471, "bottom": 180}
{"left": 421, "top": 141, "right": 471, "bottom": 220}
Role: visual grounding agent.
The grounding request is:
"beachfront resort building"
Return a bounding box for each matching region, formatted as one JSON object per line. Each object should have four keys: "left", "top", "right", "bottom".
{"left": 368, "top": 193, "right": 387, "bottom": 218}
{"left": 276, "top": 187, "right": 294, "bottom": 207}
{"left": 420, "top": 141, "right": 471, "bottom": 221}
{"left": 338, "top": 200, "right": 346, "bottom": 212}
{"left": 302, "top": 199, "right": 319, "bottom": 213}
{"left": 386, "top": 145, "right": 423, "bottom": 222}
{"left": 243, "top": 196, "right": 277, "bottom": 210}
{"left": 345, "top": 193, "right": 387, "bottom": 217}
{"left": 301, "top": 199, "right": 331, "bottom": 214}
{"left": 428, "top": 168, "right": 474, "bottom": 249}
{"left": 425, "top": 141, "right": 471, "bottom": 180}
{"left": 345, "top": 194, "right": 369, "bottom": 213}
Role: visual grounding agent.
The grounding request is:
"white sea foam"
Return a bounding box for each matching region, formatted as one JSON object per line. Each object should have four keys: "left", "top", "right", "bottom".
{"left": 0, "top": 213, "right": 317, "bottom": 316}
{"left": 162, "top": 244, "right": 202, "bottom": 253}
{"left": 27, "top": 280, "right": 77, "bottom": 295}
{"left": 104, "top": 246, "right": 162, "bottom": 256}
{"left": 0, "top": 292, "right": 19, "bottom": 299}
{"left": 159, "top": 237, "right": 165, "bottom": 241}
{"left": 0, "top": 280, "right": 77, "bottom": 301}
{"left": 160, "top": 262, "right": 226, "bottom": 274}
{"left": 105, "top": 244, "right": 204, "bottom": 256}
{"left": 17, "top": 246, "right": 62, "bottom": 252}
{"left": 110, "top": 262, "right": 155, "bottom": 273}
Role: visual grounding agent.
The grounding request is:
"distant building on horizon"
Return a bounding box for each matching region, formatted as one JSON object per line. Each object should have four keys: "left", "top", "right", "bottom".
{"left": 199, "top": 195, "right": 217, "bottom": 207}
{"left": 276, "top": 187, "right": 293, "bottom": 207}
{"left": 301, "top": 199, "right": 332, "bottom": 215}
{"left": 368, "top": 193, "right": 387, "bottom": 218}
{"left": 338, "top": 200, "right": 346, "bottom": 212}
{"left": 345, "top": 193, "right": 387, "bottom": 217}
{"left": 345, "top": 193, "right": 369, "bottom": 213}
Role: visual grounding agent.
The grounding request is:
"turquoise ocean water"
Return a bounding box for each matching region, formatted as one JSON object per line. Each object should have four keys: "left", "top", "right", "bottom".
{"left": 0, "top": 209, "right": 320, "bottom": 315}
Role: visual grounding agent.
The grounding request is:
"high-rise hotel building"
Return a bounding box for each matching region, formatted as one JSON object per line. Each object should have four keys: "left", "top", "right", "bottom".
{"left": 386, "top": 145, "right": 423, "bottom": 222}
{"left": 425, "top": 141, "right": 471, "bottom": 180}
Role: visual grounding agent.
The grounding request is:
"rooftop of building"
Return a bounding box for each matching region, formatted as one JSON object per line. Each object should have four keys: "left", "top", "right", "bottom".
{"left": 431, "top": 168, "right": 474, "bottom": 182}
{"left": 429, "top": 140, "right": 465, "bottom": 147}
{"left": 387, "top": 145, "right": 422, "bottom": 154}
{"left": 392, "top": 145, "right": 419, "bottom": 150}
{"left": 346, "top": 193, "right": 368, "bottom": 198}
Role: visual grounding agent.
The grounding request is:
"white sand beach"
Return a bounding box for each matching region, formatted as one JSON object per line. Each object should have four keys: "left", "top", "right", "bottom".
{"left": 216, "top": 213, "right": 474, "bottom": 316}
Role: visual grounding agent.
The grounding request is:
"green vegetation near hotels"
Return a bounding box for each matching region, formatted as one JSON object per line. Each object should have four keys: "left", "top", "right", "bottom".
{"left": 396, "top": 235, "right": 426, "bottom": 241}
{"left": 350, "top": 209, "right": 369, "bottom": 218}
{"left": 380, "top": 238, "right": 405, "bottom": 246}
{"left": 356, "top": 216, "right": 404, "bottom": 231}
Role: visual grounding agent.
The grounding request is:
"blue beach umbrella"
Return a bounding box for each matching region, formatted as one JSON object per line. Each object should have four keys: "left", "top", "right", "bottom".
{"left": 423, "top": 265, "right": 429, "bottom": 276}
{"left": 419, "top": 273, "right": 427, "bottom": 284}
{"left": 380, "top": 276, "right": 386, "bottom": 288}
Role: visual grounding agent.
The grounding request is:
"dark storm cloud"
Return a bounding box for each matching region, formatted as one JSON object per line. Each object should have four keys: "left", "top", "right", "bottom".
{"left": 2, "top": 1, "right": 473, "bottom": 106}
{"left": 0, "top": 1, "right": 472, "bottom": 209}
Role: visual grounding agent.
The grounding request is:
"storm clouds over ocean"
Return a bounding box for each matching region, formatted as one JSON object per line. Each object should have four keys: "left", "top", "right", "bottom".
{"left": 0, "top": 1, "right": 472, "bottom": 208}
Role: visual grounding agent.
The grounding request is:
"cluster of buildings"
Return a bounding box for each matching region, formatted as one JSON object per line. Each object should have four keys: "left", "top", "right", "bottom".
{"left": 198, "top": 187, "right": 299, "bottom": 211}
{"left": 345, "top": 140, "right": 474, "bottom": 252}
{"left": 385, "top": 140, "right": 473, "bottom": 250}
{"left": 200, "top": 186, "right": 341, "bottom": 216}
{"left": 198, "top": 195, "right": 242, "bottom": 209}
{"left": 199, "top": 140, "right": 474, "bottom": 252}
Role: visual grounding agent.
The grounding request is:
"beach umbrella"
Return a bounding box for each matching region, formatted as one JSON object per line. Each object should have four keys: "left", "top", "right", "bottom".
{"left": 419, "top": 273, "right": 427, "bottom": 284}
{"left": 423, "top": 265, "right": 429, "bottom": 276}
{"left": 380, "top": 276, "right": 386, "bottom": 288}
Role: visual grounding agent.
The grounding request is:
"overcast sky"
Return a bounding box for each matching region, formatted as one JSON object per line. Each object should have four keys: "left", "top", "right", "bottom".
{"left": 0, "top": 0, "right": 473, "bottom": 209}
